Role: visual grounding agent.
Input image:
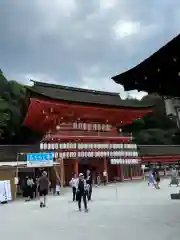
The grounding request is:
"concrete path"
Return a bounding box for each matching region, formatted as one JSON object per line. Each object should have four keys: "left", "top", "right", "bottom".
{"left": 1, "top": 179, "right": 180, "bottom": 240}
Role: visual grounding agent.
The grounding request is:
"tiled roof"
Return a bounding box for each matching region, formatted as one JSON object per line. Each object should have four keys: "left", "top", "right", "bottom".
{"left": 0, "top": 144, "right": 40, "bottom": 162}
{"left": 112, "top": 34, "right": 180, "bottom": 97}
{"left": 138, "top": 145, "right": 180, "bottom": 156}
{"left": 26, "top": 81, "right": 154, "bottom": 108}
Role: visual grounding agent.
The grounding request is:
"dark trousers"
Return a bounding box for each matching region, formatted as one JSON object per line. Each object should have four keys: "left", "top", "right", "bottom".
{"left": 77, "top": 192, "right": 87, "bottom": 210}
{"left": 87, "top": 185, "right": 92, "bottom": 201}
{"left": 27, "top": 187, "right": 33, "bottom": 199}
{"left": 104, "top": 177, "right": 107, "bottom": 185}
{"left": 72, "top": 187, "right": 76, "bottom": 201}
{"left": 33, "top": 186, "right": 37, "bottom": 198}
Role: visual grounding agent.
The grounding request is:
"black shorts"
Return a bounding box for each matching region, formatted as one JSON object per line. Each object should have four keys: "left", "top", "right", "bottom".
{"left": 39, "top": 189, "right": 48, "bottom": 196}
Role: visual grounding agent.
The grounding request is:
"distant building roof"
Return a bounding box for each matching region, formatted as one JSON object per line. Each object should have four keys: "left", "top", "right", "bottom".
{"left": 27, "top": 81, "right": 154, "bottom": 109}
{"left": 112, "top": 34, "right": 180, "bottom": 97}
{"left": 0, "top": 144, "right": 39, "bottom": 162}
{"left": 138, "top": 145, "right": 180, "bottom": 156}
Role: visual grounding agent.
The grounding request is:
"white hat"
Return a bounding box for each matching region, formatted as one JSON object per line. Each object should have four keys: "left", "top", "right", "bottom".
{"left": 79, "top": 173, "right": 84, "bottom": 177}
{"left": 42, "top": 171, "right": 47, "bottom": 176}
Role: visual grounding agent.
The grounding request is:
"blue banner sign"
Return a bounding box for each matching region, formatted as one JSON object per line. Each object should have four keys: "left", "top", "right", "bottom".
{"left": 27, "top": 152, "right": 54, "bottom": 167}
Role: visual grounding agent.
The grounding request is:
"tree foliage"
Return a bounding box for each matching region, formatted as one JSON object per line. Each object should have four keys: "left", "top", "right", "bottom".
{"left": 0, "top": 70, "right": 26, "bottom": 143}
{"left": 122, "top": 95, "right": 179, "bottom": 144}
{"left": 0, "top": 70, "right": 179, "bottom": 145}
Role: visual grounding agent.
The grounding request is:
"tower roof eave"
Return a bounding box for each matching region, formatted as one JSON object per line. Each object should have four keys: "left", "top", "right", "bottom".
{"left": 26, "top": 84, "right": 155, "bottom": 109}
{"left": 112, "top": 33, "right": 180, "bottom": 97}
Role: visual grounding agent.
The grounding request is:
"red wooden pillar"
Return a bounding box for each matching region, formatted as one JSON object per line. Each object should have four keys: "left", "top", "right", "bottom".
{"left": 74, "top": 159, "right": 79, "bottom": 175}
{"left": 117, "top": 165, "right": 121, "bottom": 181}
{"left": 119, "top": 164, "right": 124, "bottom": 182}
{"left": 130, "top": 165, "right": 133, "bottom": 180}
{"left": 103, "top": 157, "right": 107, "bottom": 171}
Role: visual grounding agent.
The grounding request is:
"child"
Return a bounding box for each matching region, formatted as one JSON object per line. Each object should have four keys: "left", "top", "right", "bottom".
{"left": 56, "top": 180, "right": 61, "bottom": 195}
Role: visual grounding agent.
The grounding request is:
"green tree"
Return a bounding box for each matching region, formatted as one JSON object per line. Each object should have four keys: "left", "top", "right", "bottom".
{"left": 0, "top": 71, "right": 26, "bottom": 143}
{"left": 123, "top": 94, "right": 178, "bottom": 144}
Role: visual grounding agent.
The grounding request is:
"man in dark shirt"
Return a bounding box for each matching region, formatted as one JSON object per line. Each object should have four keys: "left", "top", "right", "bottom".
{"left": 76, "top": 173, "right": 88, "bottom": 212}
{"left": 38, "top": 171, "right": 49, "bottom": 208}
{"left": 86, "top": 170, "right": 92, "bottom": 201}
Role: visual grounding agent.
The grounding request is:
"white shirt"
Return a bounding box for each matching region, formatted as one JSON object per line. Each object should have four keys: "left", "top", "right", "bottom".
{"left": 171, "top": 169, "right": 177, "bottom": 177}
{"left": 27, "top": 179, "right": 34, "bottom": 187}
{"left": 103, "top": 171, "right": 107, "bottom": 177}
{"left": 69, "top": 178, "right": 78, "bottom": 188}
{"left": 56, "top": 184, "right": 61, "bottom": 192}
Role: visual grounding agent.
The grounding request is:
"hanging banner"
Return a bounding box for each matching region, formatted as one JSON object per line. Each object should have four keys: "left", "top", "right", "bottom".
{"left": 41, "top": 142, "right": 138, "bottom": 151}
{"left": 110, "top": 158, "right": 139, "bottom": 165}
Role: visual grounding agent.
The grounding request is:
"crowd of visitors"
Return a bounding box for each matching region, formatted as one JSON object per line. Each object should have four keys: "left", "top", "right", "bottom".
{"left": 18, "top": 168, "right": 106, "bottom": 211}
{"left": 20, "top": 172, "right": 60, "bottom": 204}
{"left": 148, "top": 167, "right": 180, "bottom": 189}
{"left": 69, "top": 169, "right": 95, "bottom": 212}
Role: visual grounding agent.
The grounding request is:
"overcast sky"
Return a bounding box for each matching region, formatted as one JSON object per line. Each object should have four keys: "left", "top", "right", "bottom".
{"left": 1, "top": 0, "right": 180, "bottom": 99}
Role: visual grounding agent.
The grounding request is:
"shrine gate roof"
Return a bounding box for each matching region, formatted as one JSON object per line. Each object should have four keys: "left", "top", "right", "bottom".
{"left": 24, "top": 81, "right": 154, "bottom": 132}
{"left": 27, "top": 81, "right": 154, "bottom": 108}
{"left": 112, "top": 33, "right": 180, "bottom": 97}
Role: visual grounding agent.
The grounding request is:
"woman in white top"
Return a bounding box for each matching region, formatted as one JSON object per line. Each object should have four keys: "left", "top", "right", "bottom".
{"left": 69, "top": 174, "right": 78, "bottom": 201}
{"left": 103, "top": 170, "right": 108, "bottom": 185}
{"left": 26, "top": 177, "right": 34, "bottom": 201}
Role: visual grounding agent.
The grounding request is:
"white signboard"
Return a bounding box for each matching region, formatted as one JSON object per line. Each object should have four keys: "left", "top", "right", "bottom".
{"left": 0, "top": 180, "right": 12, "bottom": 202}
{"left": 27, "top": 152, "right": 54, "bottom": 167}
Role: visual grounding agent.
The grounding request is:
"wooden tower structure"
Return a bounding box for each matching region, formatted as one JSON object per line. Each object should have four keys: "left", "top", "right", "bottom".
{"left": 23, "top": 81, "right": 153, "bottom": 183}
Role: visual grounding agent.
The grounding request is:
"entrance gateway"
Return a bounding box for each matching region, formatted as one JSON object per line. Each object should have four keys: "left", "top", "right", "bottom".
{"left": 23, "top": 81, "right": 153, "bottom": 184}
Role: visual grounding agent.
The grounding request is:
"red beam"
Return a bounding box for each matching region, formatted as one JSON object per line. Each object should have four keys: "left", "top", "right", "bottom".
{"left": 23, "top": 98, "right": 153, "bottom": 132}
{"left": 34, "top": 98, "right": 152, "bottom": 113}
{"left": 142, "top": 156, "right": 180, "bottom": 159}
{"left": 141, "top": 155, "right": 180, "bottom": 163}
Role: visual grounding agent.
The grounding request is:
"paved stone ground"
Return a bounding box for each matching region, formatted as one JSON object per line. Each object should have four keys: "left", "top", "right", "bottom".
{"left": 1, "top": 179, "right": 180, "bottom": 240}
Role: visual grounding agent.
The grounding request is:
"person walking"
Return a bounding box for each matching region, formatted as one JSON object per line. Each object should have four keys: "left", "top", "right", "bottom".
{"left": 55, "top": 180, "right": 61, "bottom": 196}
{"left": 26, "top": 176, "right": 34, "bottom": 201}
{"left": 148, "top": 170, "right": 155, "bottom": 187}
{"left": 38, "top": 171, "right": 50, "bottom": 208}
{"left": 86, "top": 170, "right": 92, "bottom": 201}
{"left": 69, "top": 174, "right": 78, "bottom": 201}
{"left": 169, "top": 168, "right": 179, "bottom": 187}
{"left": 154, "top": 170, "right": 160, "bottom": 189}
{"left": 32, "top": 177, "right": 37, "bottom": 199}
{"left": 76, "top": 173, "right": 88, "bottom": 212}
{"left": 103, "top": 169, "right": 108, "bottom": 185}
{"left": 96, "top": 172, "right": 101, "bottom": 186}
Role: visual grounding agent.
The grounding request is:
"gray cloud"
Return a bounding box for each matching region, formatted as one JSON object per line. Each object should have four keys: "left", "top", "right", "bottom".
{"left": 1, "top": 0, "right": 180, "bottom": 98}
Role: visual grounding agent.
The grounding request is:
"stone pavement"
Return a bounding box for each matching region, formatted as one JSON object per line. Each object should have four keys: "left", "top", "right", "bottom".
{"left": 1, "top": 179, "right": 180, "bottom": 240}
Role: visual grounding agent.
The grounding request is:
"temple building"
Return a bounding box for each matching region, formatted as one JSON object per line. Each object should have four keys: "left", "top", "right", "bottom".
{"left": 23, "top": 81, "right": 153, "bottom": 184}
{"left": 112, "top": 33, "right": 180, "bottom": 97}
{"left": 111, "top": 34, "right": 180, "bottom": 126}
{"left": 111, "top": 33, "right": 180, "bottom": 165}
